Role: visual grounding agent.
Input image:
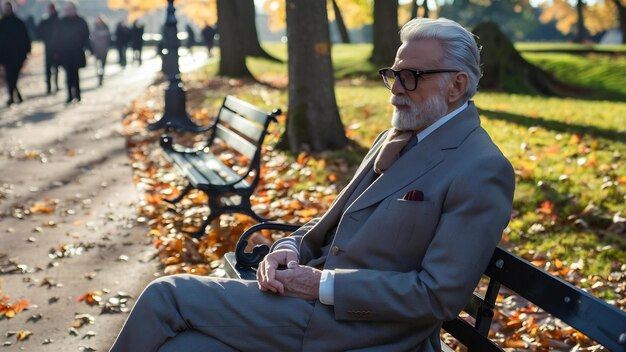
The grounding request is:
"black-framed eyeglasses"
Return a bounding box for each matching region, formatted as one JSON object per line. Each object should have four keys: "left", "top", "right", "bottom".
{"left": 378, "top": 68, "right": 460, "bottom": 91}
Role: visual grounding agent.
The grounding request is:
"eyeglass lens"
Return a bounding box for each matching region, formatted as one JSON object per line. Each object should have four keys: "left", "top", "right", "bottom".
{"left": 382, "top": 69, "right": 417, "bottom": 91}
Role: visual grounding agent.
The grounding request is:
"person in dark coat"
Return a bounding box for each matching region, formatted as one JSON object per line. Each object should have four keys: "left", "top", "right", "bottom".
{"left": 129, "top": 20, "right": 144, "bottom": 65}
{"left": 0, "top": 1, "right": 31, "bottom": 106}
{"left": 114, "top": 21, "right": 130, "bottom": 68}
{"left": 91, "top": 16, "right": 111, "bottom": 86}
{"left": 185, "top": 23, "right": 195, "bottom": 55}
{"left": 57, "top": 1, "right": 89, "bottom": 103}
{"left": 201, "top": 22, "right": 215, "bottom": 57}
{"left": 37, "top": 2, "right": 61, "bottom": 94}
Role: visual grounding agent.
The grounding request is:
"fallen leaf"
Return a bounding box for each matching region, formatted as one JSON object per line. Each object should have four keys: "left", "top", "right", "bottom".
{"left": 16, "top": 330, "right": 32, "bottom": 342}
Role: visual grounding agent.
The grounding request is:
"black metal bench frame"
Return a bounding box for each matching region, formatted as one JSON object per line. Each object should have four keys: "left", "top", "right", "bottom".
{"left": 160, "top": 96, "right": 281, "bottom": 238}
{"left": 224, "top": 222, "right": 626, "bottom": 351}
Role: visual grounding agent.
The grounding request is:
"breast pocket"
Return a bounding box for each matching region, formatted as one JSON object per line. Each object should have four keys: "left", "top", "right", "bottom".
{"left": 383, "top": 199, "right": 439, "bottom": 254}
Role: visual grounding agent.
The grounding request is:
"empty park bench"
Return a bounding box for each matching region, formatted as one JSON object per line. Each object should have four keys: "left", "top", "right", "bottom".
{"left": 160, "top": 95, "right": 281, "bottom": 238}
{"left": 224, "top": 222, "right": 626, "bottom": 352}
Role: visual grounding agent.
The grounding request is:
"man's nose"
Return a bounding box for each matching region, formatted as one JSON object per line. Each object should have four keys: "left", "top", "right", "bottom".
{"left": 390, "top": 78, "right": 405, "bottom": 95}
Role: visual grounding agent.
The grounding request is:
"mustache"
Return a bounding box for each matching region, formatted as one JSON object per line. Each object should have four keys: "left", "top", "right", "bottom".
{"left": 389, "top": 95, "right": 414, "bottom": 106}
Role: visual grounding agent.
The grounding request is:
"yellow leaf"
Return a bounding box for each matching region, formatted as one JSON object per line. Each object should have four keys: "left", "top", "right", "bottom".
{"left": 16, "top": 330, "right": 32, "bottom": 341}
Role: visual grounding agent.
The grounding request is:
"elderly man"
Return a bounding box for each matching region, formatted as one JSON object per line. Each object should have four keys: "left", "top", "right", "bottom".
{"left": 110, "top": 17, "right": 515, "bottom": 352}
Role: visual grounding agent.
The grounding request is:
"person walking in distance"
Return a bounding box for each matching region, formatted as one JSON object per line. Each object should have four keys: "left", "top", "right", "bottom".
{"left": 37, "top": 2, "right": 61, "bottom": 95}
{"left": 58, "top": 1, "right": 89, "bottom": 103}
{"left": 185, "top": 23, "right": 195, "bottom": 56}
{"left": 91, "top": 16, "right": 111, "bottom": 86}
{"left": 201, "top": 22, "right": 216, "bottom": 57}
{"left": 0, "top": 1, "right": 31, "bottom": 106}
{"left": 129, "top": 20, "right": 144, "bottom": 65}
{"left": 114, "top": 20, "right": 130, "bottom": 68}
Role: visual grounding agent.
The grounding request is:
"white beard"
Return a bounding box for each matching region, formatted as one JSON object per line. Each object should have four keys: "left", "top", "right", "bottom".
{"left": 390, "top": 94, "right": 448, "bottom": 132}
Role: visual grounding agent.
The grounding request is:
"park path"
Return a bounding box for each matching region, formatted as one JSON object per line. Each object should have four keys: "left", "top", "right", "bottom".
{"left": 0, "top": 44, "right": 208, "bottom": 351}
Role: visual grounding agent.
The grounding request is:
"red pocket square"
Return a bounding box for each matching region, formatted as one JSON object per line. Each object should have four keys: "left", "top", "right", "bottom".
{"left": 402, "top": 190, "right": 424, "bottom": 201}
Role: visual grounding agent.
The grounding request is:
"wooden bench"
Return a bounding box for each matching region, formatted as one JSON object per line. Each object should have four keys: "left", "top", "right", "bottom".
{"left": 160, "top": 96, "right": 281, "bottom": 238}
{"left": 223, "top": 222, "right": 626, "bottom": 351}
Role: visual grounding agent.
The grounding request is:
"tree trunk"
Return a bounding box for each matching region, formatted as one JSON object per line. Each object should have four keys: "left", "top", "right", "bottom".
{"left": 370, "top": 0, "right": 400, "bottom": 66}
{"left": 331, "top": 0, "right": 350, "bottom": 43}
{"left": 613, "top": 0, "right": 626, "bottom": 44}
{"left": 422, "top": 0, "right": 430, "bottom": 18}
{"left": 281, "top": 0, "right": 348, "bottom": 152}
{"left": 217, "top": 0, "right": 252, "bottom": 77}
{"left": 239, "top": 0, "right": 282, "bottom": 62}
{"left": 411, "top": 0, "right": 418, "bottom": 19}
{"left": 575, "top": 0, "right": 586, "bottom": 43}
{"left": 474, "top": 21, "right": 589, "bottom": 97}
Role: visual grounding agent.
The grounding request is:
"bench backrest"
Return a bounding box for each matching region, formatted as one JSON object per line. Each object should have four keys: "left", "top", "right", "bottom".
{"left": 207, "top": 95, "right": 280, "bottom": 185}
{"left": 443, "top": 247, "right": 626, "bottom": 351}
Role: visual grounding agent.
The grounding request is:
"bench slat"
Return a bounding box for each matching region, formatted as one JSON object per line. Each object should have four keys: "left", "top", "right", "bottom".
{"left": 219, "top": 109, "right": 265, "bottom": 142}
{"left": 192, "top": 153, "right": 251, "bottom": 189}
{"left": 215, "top": 124, "right": 258, "bottom": 161}
{"left": 167, "top": 152, "right": 209, "bottom": 187}
{"left": 487, "top": 247, "right": 626, "bottom": 351}
{"left": 442, "top": 318, "right": 503, "bottom": 352}
{"left": 223, "top": 95, "right": 273, "bottom": 126}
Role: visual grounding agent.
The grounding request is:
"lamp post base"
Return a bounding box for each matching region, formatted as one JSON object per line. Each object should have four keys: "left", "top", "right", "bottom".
{"left": 148, "top": 80, "right": 207, "bottom": 132}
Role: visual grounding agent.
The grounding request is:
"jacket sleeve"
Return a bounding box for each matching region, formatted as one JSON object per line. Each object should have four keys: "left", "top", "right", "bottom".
{"left": 333, "top": 154, "right": 515, "bottom": 323}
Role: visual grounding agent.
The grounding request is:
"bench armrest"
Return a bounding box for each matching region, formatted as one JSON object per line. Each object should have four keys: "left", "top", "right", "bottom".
{"left": 234, "top": 222, "right": 302, "bottom": 270}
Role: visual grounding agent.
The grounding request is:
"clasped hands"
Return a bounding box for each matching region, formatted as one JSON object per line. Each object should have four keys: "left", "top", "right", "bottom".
{"left": 256, "top": 249, "right": 321, "bottom": 300}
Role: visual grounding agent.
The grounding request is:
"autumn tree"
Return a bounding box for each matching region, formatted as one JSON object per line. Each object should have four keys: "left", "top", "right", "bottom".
{"left": 540, "top": 0, "right": 625, "bottom": 42}
{"left": 370, "top": 0, "right": 401, "bottom": 66}
{"left": 216, "top": 0, "right": 251, "bottom": 77}
{"left": 239, "top": 0, "right": 281, "bottom": 61}
{"left": 281, "top": 0, "right": 348, "bottom": 152}
{"left": 331, "top": 0, "right": 351, "bottom": 43}
{"left": 615, "top": 0, "right": 626, "bottom": 43}
{"left": 474, "top": 22, "right": 588, "bottom": 97}
{"left": 409, "top": 0, "right": 430, "bottom": 19}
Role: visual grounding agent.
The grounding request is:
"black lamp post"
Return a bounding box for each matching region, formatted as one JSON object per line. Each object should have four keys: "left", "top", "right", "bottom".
{"left": 148, "top": 0, "right": 205, "bottom": 132}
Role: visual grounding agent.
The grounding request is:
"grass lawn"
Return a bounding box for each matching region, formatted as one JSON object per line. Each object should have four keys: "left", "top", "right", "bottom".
{"left": 193, "top": 43, "right": 625, "bottom": 304}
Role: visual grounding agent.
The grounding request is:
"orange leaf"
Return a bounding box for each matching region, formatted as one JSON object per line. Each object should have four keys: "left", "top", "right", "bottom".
{"left": 16, "top": 330, "right": 32, "bottom": 341}
{"left": 537, "top": 201, "right": 554, "bottom": 215}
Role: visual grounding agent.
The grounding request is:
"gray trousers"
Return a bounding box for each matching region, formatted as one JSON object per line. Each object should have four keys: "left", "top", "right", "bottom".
{"left": 109, "top": 274, "right": 315, "bottom": 351}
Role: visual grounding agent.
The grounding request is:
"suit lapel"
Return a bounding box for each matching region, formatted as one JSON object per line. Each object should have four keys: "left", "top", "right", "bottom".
{"left": 345, "top": 102, "right": 481, "bottom": 215}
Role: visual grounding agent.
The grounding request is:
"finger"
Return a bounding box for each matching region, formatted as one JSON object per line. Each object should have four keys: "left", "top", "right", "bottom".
{"left": 286, "top": 251, "right": 299, "bottom": 265}
{"left": 287, "top": 260, "right": 298, "bottom": 269}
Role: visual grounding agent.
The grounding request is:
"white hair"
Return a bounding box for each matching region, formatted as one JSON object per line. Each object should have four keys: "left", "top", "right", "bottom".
{"left": 400, "top": 17, "right": 481, "bottom": 101}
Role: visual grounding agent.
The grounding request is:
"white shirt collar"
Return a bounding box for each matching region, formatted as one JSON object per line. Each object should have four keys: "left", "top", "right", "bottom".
{"left": 416, "top": 101, "right": 469, "bottom": 143}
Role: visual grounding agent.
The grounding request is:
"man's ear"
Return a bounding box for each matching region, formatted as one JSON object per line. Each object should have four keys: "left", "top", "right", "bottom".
{"left": 447, "top": 72, "right": 469, "bottom": 104}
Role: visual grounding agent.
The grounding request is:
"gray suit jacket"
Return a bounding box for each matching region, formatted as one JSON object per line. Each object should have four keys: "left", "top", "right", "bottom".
{"left": 273, "top": 102, "right": 515, "bottom": 351}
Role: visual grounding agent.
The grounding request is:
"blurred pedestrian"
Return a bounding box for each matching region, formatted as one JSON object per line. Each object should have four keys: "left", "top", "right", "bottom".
{"left": 0, "top": 1, "right": 31, "bottom": 106}
{"left": 38, "top": 2, "right": 61, "bottom": 94}
{"left": 129, "top": 20, "right": 143, "bottom": 65}
{"left": 185, "top": 23, "right": 195, "bottom": 55}
{"left": 201, "top": 22, "right": 215, "bottom": 57}
{"left": 58, "top": 1, "right": 89, "bottom": 103}
{"left": 114, "top": 20, "right": 130, "bottom": 68}
{"left": 91, "top": 16, "right": 111, "bottom": 86}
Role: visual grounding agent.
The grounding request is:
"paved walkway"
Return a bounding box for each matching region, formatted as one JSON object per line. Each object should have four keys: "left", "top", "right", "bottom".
{"left": 0, "top": 44, "right": 208, "bottom": 351}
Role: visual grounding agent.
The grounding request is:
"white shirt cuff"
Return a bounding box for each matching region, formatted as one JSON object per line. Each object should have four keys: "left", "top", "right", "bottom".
{"left": 319, "top": 269, "right": 335, "bottom": 305}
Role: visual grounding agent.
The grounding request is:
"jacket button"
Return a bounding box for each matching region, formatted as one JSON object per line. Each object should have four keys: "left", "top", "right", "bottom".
{"left": 331, "top": 246, "right": 340, "bottom": 255}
